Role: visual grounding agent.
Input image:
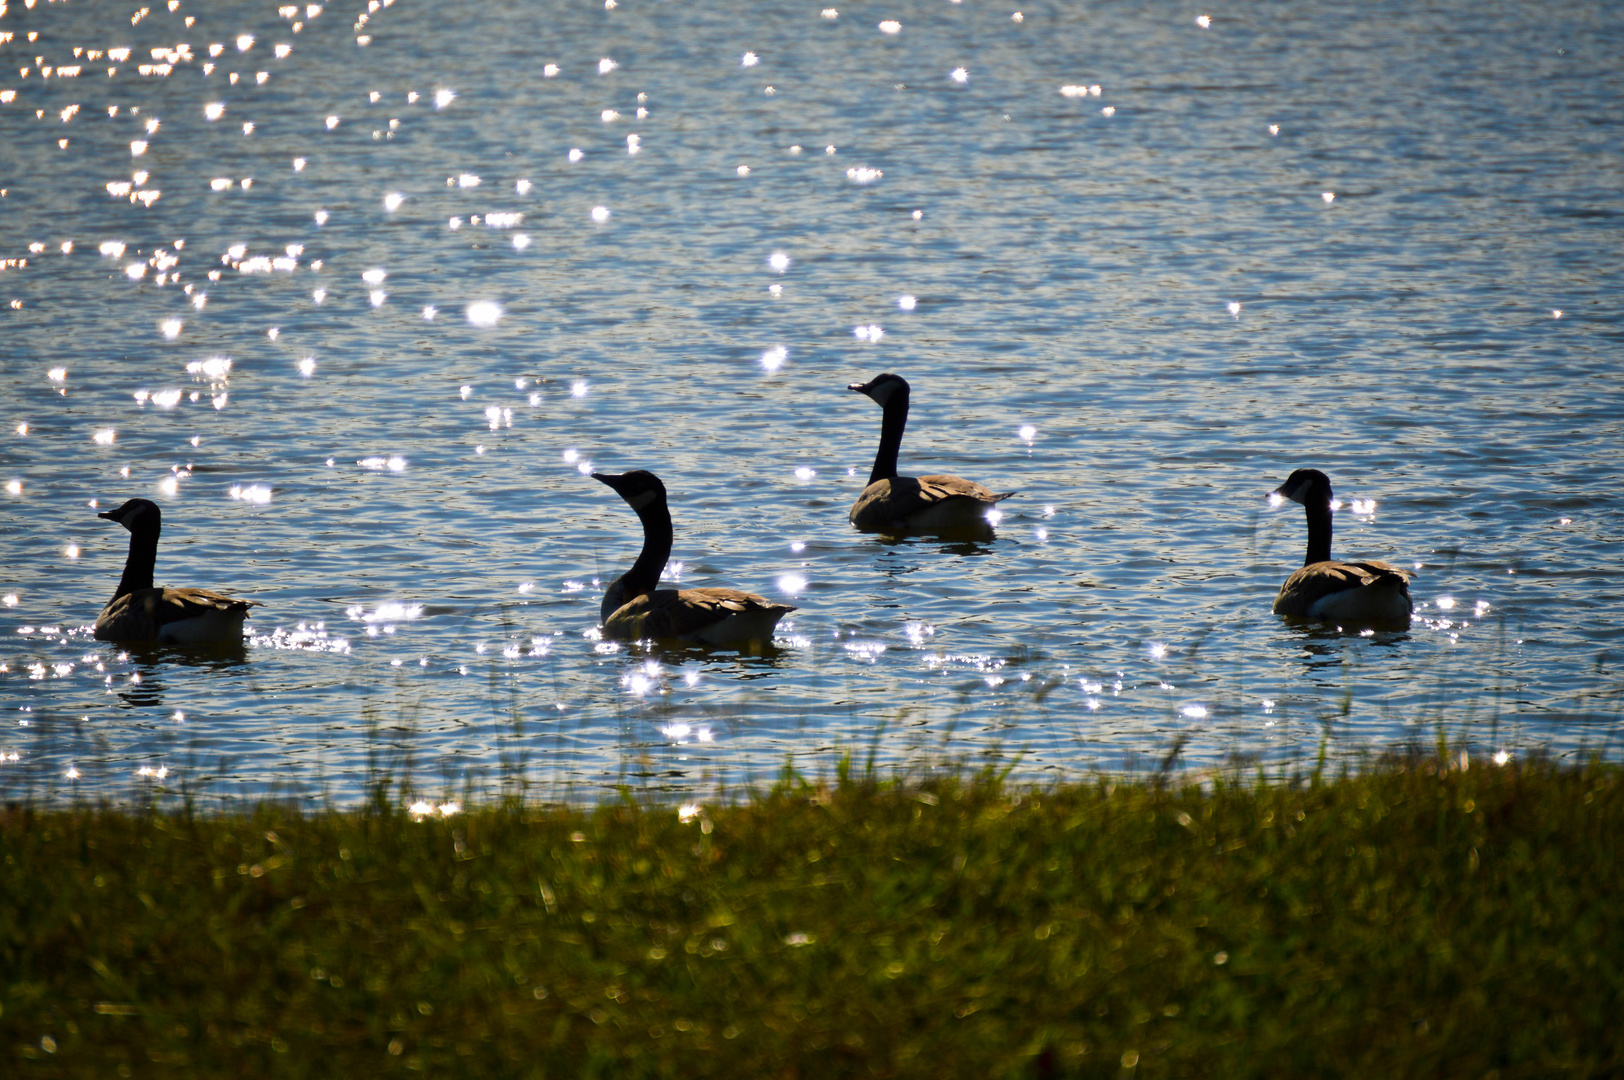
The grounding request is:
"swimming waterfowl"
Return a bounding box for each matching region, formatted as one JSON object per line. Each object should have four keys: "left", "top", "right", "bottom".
{"left": 847, "top": 372, "right": 1013, "bottom": 530}
{"left": 592, "top": 470, "right": 795, "bottom": 646}
{"left": 94, "top": 498, "right": 260, "bottom": 644}
{"left": 1269, "top": 469, "right": 1413, "bottom": 628}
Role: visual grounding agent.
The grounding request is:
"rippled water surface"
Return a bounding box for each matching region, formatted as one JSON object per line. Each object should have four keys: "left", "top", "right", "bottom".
{"left": 3, "top": 0, "right": 1623, "bottom": 804}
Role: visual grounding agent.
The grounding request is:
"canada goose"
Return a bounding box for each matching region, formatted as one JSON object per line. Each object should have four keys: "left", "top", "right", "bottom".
{"left": 94, "top": 498, "right": 260, "bottom": 643}
{"left": 847, "top": 372, "right": 1014, "bottom": 530}
{"left": 592, "top": 470, "right": 795, "bottom": 646}
{"left": 1269, "top": 469, "right": 1413, "bottom": 628}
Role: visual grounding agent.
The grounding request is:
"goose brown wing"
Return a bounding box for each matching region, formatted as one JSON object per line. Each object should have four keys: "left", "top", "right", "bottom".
{"left": 850, "top": 474, "right": 1014, "bottom": 528}
{"left": 159, "top": 587, "right": 260, "bottom": 617}
{"left": 95, "top": 587, "right": 260, "bottom": 642}
{"left": 916, "top": 474, "right": 1012, "bottom": 506}
{"left": 602, "top": 588, "right": 794, "bottom": 642}
{"left": 1273, "top": 560, "right": 1413, "bottom": 619}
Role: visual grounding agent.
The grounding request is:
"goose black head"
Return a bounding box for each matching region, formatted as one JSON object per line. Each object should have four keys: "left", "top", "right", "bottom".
{"left": 592, "top": 470, "right": 668, "bottom": 513}
{"left": 97, "top": 497, "right": 162, "bottom": 532}
{"left": 1270, "top": 469, "right": 1333, "bottom": 507}
{"left": 848, "top": 372, "right": 910, "bottom": 407}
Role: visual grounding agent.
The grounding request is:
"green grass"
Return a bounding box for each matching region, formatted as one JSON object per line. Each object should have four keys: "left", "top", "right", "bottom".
{"left": 3, "top": 750, "right": 1621, "bottom": 1078}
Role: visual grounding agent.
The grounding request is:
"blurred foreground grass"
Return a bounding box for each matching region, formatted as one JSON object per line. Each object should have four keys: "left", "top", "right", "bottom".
{"left": 3, "top": 749, "right": 1621, "bottom": 1078}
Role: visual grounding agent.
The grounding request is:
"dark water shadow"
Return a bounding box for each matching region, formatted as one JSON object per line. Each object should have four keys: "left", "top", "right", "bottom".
{"left": 868, "top": 523, "right": 999, "bottom": 555}
{"left": 114, "top": 639, "right": 252, "bottom": 708}
{"left": 611, "top": 638, "right": 796, "bottom": 669}
{"left": 1280, "top": 617, "right": 1414, "bottom": 645}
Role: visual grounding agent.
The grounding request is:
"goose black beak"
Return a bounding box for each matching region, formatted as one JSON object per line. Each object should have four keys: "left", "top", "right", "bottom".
{"left": 847, "top": 382, "right": 868, "bottom": 394}
{"left": 591, "top": 472, "right": 632, "bottom": 496}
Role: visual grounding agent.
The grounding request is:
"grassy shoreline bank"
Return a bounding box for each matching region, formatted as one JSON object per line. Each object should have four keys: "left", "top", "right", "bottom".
{"left": 4, "top": 751, "right": 1621, "bottom": 1078}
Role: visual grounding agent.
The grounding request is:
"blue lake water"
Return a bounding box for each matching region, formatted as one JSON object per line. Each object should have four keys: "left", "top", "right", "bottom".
{"left": 3, "top": 0, "right": 1622, "bottom": 805}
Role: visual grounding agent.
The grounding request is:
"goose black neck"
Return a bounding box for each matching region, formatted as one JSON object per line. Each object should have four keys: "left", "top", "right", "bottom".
{"left": 620, "top": 502, "right": 674, "bottom": 597}
{"left": 114, "top": 524, "right": 159, "bottom": 601}
{"left": 867, "top": 385, "right": 910, "bottom": 486}
{"left": 1302, "top": 497, "right": 1333, "bottom": 565}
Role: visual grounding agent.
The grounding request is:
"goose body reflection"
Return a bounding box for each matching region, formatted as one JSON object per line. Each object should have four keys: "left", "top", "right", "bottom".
{"left": 593, "top": 470, "right": 794, "bottom": 646}
{"left": 1269, "top": 469, "right": 1413, "bottom": 628}
{"left": 847, "top": 372, "right": 1013, "bottom": 530}
{"left": 94, "top": 498, "right": 260, "bottom": 644}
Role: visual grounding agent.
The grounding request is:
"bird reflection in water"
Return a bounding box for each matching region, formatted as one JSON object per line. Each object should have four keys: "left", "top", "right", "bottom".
{"left": 613, "top": 636, "right": 796, "bottom": 665}
{"left": 1285, "top": 623, "right": 1410, "bottom": 677}
{"left": 874, "top": 527, "right": 999, "bottom": 557}
{"left": 113, "top": 641, "right": 250, "bottom": 708}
